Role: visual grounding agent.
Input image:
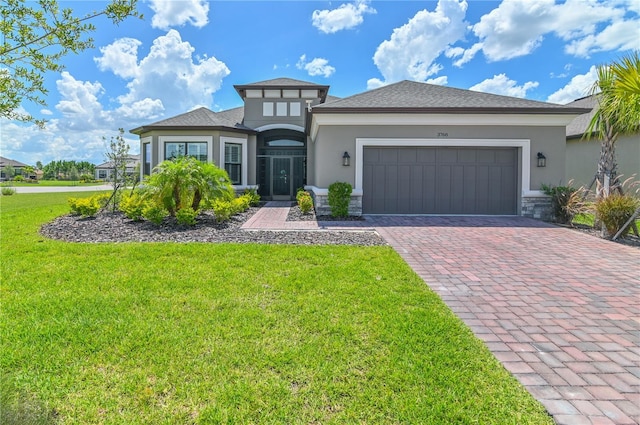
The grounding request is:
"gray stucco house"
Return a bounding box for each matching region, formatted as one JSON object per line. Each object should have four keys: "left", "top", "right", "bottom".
{"left": 95, "top": 154, "right": 141, "bottom": 181}
{"left": 131, "top": 78, "right": 588, "bottom": 217}
{"left": 565, "top": 95, "right": 639, "bottom": 188}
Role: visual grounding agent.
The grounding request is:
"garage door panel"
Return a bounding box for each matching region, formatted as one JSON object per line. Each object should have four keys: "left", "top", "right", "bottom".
{"left": 417, "top": 148, "right": 436, "bottom": 163}
{"left": 363, "top": 147, "right": 517, "bottom": 215}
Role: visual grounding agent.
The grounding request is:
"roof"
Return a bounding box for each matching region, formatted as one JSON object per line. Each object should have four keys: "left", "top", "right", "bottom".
{"left": 0, "top": 156, "right": 29, "bottom": 168}
{"left": 565, "top": 95, "right": 598, "bottom": 138}
{"left": 234, "top": 77, "right": 330, "bottom": 102}
{"left": 313, "top": 80, "right": 590, "bottom": 114}
{"left": 130, "top": 106, "right": 253, "bottom": 135}
{"left": 96, "top": 154, "right": 140, "bottom": 169}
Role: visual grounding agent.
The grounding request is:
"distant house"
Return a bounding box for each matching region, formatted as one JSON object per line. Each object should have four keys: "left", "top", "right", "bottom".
{"left": 0, "top": 156, "right": 32, "bottom": 180}
{"left": 95, "top": 155, "right": 140, "bottom": 181}
{"left": 131, "top": 77, "right": 588, "bottom": 217}
{"left": 565, "top": 95, "right": 640, "bottom": 188}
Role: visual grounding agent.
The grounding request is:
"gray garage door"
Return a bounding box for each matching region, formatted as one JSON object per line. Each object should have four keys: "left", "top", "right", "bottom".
{"left": 363, "top": 147, "right": 518, "bottom": 215}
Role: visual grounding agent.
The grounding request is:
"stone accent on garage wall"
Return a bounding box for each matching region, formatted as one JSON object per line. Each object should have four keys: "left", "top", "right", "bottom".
{"left": 521, "top": 195, "right": 552, "bottom": 220}
{"left": 306, "top": 186, "right": 363, "bottom": 217}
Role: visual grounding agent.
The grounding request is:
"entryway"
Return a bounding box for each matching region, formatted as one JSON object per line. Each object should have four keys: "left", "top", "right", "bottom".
{"left": 257, "top": 129, "right": 307, "bottom": 201}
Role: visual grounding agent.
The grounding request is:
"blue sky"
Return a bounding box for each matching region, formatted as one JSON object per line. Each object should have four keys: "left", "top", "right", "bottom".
{"left": 2, "top": 0, "right": 638, "bottom": 166}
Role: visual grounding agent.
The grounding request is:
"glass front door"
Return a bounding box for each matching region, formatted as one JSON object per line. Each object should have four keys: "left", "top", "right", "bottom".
{"left": 272, "top": 157, "right": 291, "bottom": 200}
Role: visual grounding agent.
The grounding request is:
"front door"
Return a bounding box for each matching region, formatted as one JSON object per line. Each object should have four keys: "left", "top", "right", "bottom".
{"left": 272, "top": 157, "right": 292, "bottom": 200}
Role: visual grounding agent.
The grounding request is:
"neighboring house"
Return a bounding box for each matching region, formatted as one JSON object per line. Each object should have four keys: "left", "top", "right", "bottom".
{"left": 131, "top": 78, "right": 588, "bottom": 217}
{"left": 95, "top": 155, "right": 141, "bottom": 181}
{"left": 0, "top": 156, "right": 30, "bottom": 180}
{"left": 565, "top": 95, "right": 640, "bottom": 188}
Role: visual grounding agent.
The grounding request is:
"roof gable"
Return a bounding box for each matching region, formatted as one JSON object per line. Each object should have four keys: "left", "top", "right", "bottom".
{"left": 130, "top": 106, "right": 252, "bottom": 134}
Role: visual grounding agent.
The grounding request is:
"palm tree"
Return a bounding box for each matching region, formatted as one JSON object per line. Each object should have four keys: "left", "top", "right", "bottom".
{"left": 146, "top": 156, "right": 234, "bottom": 216}
{"left": 585, "top": 50, "right": 640, "bottom": 198}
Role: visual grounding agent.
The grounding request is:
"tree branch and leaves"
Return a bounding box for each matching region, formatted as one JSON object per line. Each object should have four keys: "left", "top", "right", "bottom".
{"left": 103, "top": 128, "right": 131, "bottom": 212}
{"left": 584, "top": 50, "right": 640, "bottom": 199}
{"left": 1, "top": 0, "right": 141, "bottom": 126}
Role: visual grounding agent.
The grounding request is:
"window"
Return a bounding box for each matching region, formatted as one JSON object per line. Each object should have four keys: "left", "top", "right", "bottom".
{"left": 165, "top": 142, "right": 207, "bottom": 161}
{"left": 143, "top": 142, "right": 151, "bottom": 175}
{"left": 98, "top": 170, "right": 107, "bottom": 179}
{"left": 263, "top": 102, "right": 274, "bottom": 116}
{"left": 224, "top": 143, "right": 242, "bottom": 184}
{"left": 290, "top": 102, "right": 301, "bottom": 116}
{"left": 276, "top": 102, "right": 287, "bottom": 116}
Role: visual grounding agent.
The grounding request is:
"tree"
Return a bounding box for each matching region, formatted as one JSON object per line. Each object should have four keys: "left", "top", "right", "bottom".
{"left": 3, "top": 165, "right": 15, "bottom": 180}
{"left": 35, "top": 161, "right": 43, "bottom": 170}
{"left": 69, "top": 165, "right": 79, "bottom": 184}
{"left": 146, "top": 156, "right": 234, "bottom": 217}
{"left": 22, "top": 165, "right": 35, "bottom": 179}
{"left": 585, "top": 50, "right": 640, "bottom": 198}
{"left": 1, "top": 0, "right": 140, "bottom": 126}
{"left": 103, "top": 128, "right": 131, "bottom": 212}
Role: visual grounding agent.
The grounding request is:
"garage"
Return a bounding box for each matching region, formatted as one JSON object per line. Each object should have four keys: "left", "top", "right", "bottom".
{"left": 362, "top": 147, "right": 518, "bottom": 215}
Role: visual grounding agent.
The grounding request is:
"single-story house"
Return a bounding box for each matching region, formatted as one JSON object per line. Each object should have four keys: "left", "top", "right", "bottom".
{"left": 131, "top": 78, "right": 588, "bottom": 217}
{"left": 95, "top": 154, "right": 141, "bottom": 181}
{"left": 0, "top": 156, "right": 33, "bottom": 180}
{"left": 565, "top": 95, "right": 639, "bottom": 188}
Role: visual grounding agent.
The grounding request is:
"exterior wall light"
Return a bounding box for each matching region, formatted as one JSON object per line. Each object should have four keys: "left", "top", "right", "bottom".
{"left": 537, "top": 152, "right": 546, "bottom": 167}
{"left": 342, "top": 151, "right": 351, "bottom": 166}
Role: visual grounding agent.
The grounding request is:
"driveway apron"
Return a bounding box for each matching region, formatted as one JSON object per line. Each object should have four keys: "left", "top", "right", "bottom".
{"left": 368, "top": 216, "right": 639, "bottom": 425}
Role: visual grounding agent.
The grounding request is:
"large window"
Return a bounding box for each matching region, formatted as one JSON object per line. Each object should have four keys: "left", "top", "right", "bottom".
{"left": 224, "top": 143, "right": 242, "bottom": 184}
{"left": 143, "top": 142, "right": 151, "bottom": 175}
{"left": 165, "top": 142, "right": 207, "bottom": 162}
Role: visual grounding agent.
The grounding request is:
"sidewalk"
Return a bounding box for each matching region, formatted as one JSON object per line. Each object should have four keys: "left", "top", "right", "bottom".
{"left": 241, "top": 201, "right": 373, "bottom": 231}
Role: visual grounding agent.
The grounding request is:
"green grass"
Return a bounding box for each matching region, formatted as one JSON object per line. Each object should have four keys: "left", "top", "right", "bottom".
{"left": 1, "top": 193, "right": 553, "bottom": 424}
{"left": 1, "top": 180, "right": 103, "bottom": 187}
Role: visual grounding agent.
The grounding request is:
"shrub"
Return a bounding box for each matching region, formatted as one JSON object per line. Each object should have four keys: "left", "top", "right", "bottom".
{"left": 120, "top": 192, "right": 147, "bottom": 221}
{"left": 176, "top": 207, "right": 198, "bottom": 226}
{"left": 243, "top": 188, "right": 261, "bottom": 206}
{"left": 328, "top": 181, "right": 352, "bottom": 218}
{"left": 12, "top": 175, "right": 24, "bottom": 182}
{"left": 231, "top": 196, "right": 250, "bottom": 214}
{"left": 142, "top": 204, "right": 167, "bottom": 225}
{"left": 68, "top": 196, "right": 100, "bottom": 217}
{"left": 297, "top": 191, "right": 313, "bottom": 214}
{"left": 212, "top": 199, "right": 233, "bottom": 223}
{"left": 93, "top": 193, "right": 112, "bottom": 208}
{"left": 541, "top": 183, "right": 577, "bottom": 224}
{"left": 1, "top": 187, "right": 16, "bottom": 196}
{"left": 594, "top": 194, "right": 640, "bottom": 237}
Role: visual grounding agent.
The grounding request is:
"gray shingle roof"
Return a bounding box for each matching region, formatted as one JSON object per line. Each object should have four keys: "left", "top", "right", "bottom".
{"left": 130, "top": 106, "right": 253, "bottom": 134}
{"left": 0, "top": 156, "right": 29, "bottom": 168}
{"left": 565, "top": 95, "right": 597, "bottom": 138}
{"left": 235, "top": 77, "right": 326, "bottom": 88}
{"left": 313, "top": 80, "right": 589, "bottom": 114}
{"left": 96, "top": 155, "right": 140, "bottom": 169}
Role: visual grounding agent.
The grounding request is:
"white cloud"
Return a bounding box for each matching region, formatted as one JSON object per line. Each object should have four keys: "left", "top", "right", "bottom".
{"left": 547, "top": 65, "right": 598, "bottom": 104}
{"left": 452, "top": 42, "right": 482, "bottom": 67}
{"left": 369, "top": 0, "right": 468, "bottom": 86}
{"left": 426, "top": 76, "right": 448, "bottom": 86}
{"left": 367, "top": 75, "right": 449, "bottom": 90}
{"left": 94, "top": 38, "right": 141, "bottom": 79}
{"left": 312, "top": 0, "right": 376, "bottom": 34}
{"left": 296, "top": 54, "right": 336, "bottom": 78}
{"left": 149, "top": 0, "right": 209, "bottom": 30}
{"left": 55, "top": 72, "right": 111, "bottom": 130}
{"left": 469, "top": 74, "right": 539, "bottom": 98}
{"left": 565, "top": 19, "right": 640, "bottom": 57}
{"left": 96, "top": 30, "right": 230, "bottom": 116}
{"left": 466, "top": 0, "right": 630, "bottom": 62}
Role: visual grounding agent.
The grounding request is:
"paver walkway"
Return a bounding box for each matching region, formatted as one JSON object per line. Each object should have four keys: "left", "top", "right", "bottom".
{"left": 245, "top": 204, "right": 640, "bottom": 425}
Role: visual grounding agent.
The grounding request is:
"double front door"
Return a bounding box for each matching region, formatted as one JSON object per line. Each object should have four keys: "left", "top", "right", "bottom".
{"left": 257, "top": 155, "right": 306, "bottom": 200}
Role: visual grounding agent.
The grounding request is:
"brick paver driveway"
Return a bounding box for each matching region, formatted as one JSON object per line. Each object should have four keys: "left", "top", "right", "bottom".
{"left": 368, "top": 216, "right": 639, "bottom": 425}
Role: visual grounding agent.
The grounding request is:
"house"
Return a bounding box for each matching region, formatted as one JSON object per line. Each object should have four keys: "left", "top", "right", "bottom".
{"left": 95, "top": 154, "right": 141, "bottom": 181}
{"left": 131, "top": 78, "right": 588, "bottom": 217}
{"left": 565, "top": 95, "right": 640, "bottom": 188}
{"left": 0, "top": 156, "right": 31, "bottom": 180}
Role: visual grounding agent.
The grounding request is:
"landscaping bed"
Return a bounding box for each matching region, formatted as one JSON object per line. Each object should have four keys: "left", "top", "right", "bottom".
{"left": 41, "top": 205, "right": 385, "bottom": 246}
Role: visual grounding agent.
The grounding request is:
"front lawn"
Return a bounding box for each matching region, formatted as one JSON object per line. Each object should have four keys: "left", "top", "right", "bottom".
{"left": 0, "top": 193, "right": 552, "bottom": 424}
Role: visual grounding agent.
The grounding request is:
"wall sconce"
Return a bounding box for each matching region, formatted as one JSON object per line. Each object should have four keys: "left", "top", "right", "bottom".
{"left": 537, "top": 152, "right": 546, "bottom": 167}
{"left": 342, "top": 151, "right": 351, "bottom": 167}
